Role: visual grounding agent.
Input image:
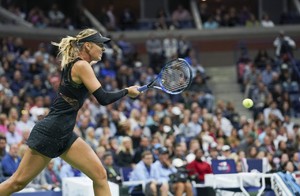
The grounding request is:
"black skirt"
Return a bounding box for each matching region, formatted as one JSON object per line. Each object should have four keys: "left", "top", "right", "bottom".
{"left": 27, "top": 112, "right": 78, "bottom": 158}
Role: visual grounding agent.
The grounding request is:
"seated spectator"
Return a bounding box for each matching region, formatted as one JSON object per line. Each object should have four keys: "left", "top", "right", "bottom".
{"left": 261, "top": 13, "right": 274, "bottom": 28}
{"left": 254, "top": 49, "right": 271, "bottom": 69}
{"left": 186, "top": 149, "right": 212, "bottom": 183}
{"left": 273, "top": 31, "right": 296, "bottom": 57}
{"left": 130, "top": 151, "right": 157, "bottom": 196}
{"left": 0, "top": 114, "right": 8, "bottom": 135}
{"left": 1, "top": 144, "right": 21, "bottom": 177}
{"left": 85, "top": 127, "right": 99, "bottom": 151}
{"left": 16, "top": 110, "right": 35, "bottom": 132}
{"left": 263, "top": 101, "right": 284, "bottom": 125}
{"left": 145, "top": 33, "right": 164, "bottom": 73}
{"left": 44, "top": 159, "right": 61, "bottom": 189}
{"left": 48, "top": 4, "right": 65, "bottom": 27}
{"left": 5, "top": 122, "right": 22, "bottom": 146}
{"left": 203, "top": 16, "right": 219, "bottom": 29}
{"left": 281, "top": 160, "right": 296, "bottom": 173}
{"left": 171, "top": 4, "right": 192, "bottom": 29}
{"left": 245, "top": 14, "right": 260, "bottom": 27}
{"left": 0, "top": 136, "right": 7, "bottom": 161}
{"left": 60, "top": 162, "right": 82, "bottom": 178}
{"left": 115, "top": 136, "right": 134, "bottom": 167}
{"left": 151, "top": 147, "right": 193, "bottom": 196}
{"left": 133, "top": 136, "right": 151, "bottom": 163}
{"left": 119, "top": 7, "right": 136, "bottom": 30}
{"left": 102, "top": 152, "right": 122, "bottom": 185}
{"left": 26, "top": 169, "right": 55, "bottom": 191}
{"left": 0, "top": 162, "right": 8, "bottom": 183}
{"left": 218, "top": 145, "right": 233, "bottom": 160}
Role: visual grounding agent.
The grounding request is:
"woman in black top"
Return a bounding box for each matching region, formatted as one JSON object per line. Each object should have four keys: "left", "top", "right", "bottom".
{"left": 0, "top": 28, "right": 140, "bottom": 196}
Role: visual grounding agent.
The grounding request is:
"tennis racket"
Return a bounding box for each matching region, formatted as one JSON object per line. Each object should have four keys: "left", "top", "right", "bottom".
{"left": 138, "top": 58, "right": 192, "bottom": 94}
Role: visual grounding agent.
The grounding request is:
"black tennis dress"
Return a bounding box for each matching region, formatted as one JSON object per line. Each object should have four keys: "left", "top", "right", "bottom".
{"left": 27, "top": 58, "right": 89, "bottom": 158}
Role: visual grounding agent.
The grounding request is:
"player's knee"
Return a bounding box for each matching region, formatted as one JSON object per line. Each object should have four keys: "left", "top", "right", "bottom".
{"left": 93, "top": 165, "right": 107, "bottom": 182}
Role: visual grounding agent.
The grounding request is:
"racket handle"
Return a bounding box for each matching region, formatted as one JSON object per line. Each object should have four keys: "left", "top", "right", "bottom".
{"left": 138, "top": 85, "right": 148, "bottom": 92}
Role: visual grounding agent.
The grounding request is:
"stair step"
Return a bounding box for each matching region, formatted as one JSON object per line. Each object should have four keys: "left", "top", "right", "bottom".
{"left": 205, "top": 65, "right": 252, "bottom": 118}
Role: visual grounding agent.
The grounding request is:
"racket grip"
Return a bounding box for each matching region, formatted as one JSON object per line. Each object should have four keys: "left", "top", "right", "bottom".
{"left": 138, "top": 85, "right": 148, "bottom": 92}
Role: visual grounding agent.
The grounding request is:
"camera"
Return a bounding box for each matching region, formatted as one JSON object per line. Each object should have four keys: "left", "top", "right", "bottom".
{"left": 169, "top": 167, "right": 189, "bottom": 183}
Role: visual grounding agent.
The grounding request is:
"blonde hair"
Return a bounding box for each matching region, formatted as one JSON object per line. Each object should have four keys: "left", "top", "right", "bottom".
{"left": 117, "top": 136, "right": 134, "bottom": 155}
{"left": 52, "top": 28, "right": 98, "bottom": 69}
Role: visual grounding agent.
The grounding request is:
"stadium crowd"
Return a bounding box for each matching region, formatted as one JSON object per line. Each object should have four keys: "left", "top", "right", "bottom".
{"left": 0, "top": 1, "right": 300, "bottom": 195}
{"left": 2, "top": 1, "right": 300, "bottom": 31}
{"left": 0, "top": 29, "right": 300, "bottom": 195}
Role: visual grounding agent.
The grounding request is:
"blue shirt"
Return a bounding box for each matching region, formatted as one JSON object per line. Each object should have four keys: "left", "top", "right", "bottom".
{"left": 1, "top": 154, "right": 21, "bottom": 177}
{"left": 150, "top": 160, "right": 177, "bottom": 183}
{"left": 130, "top": 161, "right": 153, "bottom": 182}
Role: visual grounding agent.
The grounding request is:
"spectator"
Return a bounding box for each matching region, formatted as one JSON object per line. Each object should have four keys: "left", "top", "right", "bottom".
{"left": 0, "top": 114, "right": 8, "bottom": 135}
{"left": 5, "top": 122, "right": 22, "bottom": 145}
{"left": 163, "top": 33, "right": 178, "bottom": 61}
{"left": 171, "top": 5, "right": 192, "bottom": 29}
{"left": 15, "top": 110, "right": 35, "bottom": 133}
{"left": 273, "top": 31, "right": 296, "bottom": 57}
{"left": 263, "top": 101, "right": 284, "bottom": 125}
{"left": 186, "top": 149, "right": 212, "bottom": 183}
{"left": 115, "top": 136, "right": 134, "bottom": 167}
{"left": 0, "top": 136, "right": 7, "bottom": 161}
{"left": 102, "top": 152, "right": 121, "bottom": 185}
{"left": 203, "top": 16, "right": 219, "bottom": 29}
{"left": 219, "top": 145, "right": 232, "bottom": 159}
{"left": 119, "top": 7, "right": 136, "bottom": 30}
{"left": 130, "top": 151, "right": 157, "bottom": 196}
{"left": 151, "top": 147, "right": 193, "bottom": 196}
{"left": 1, "top": 144, "right": 21, "bottom": 177}
{"left": 133, "top": 136, "right": 151, "bottom": 163}
{"left": 85, "top": 127, "right": 99, "bottom": 151}
{"left": 48, "top": 4, "right": 65, "bottom": 27}
{"left": 60, "top": 162, "right": 82, "bottom": 178}
{"left": 106, "top": 4, "right": 117, "bottom": 31}
{"left": 245, "top": 14, "right": 260, "bottom": 27}
{"left": 155, "top": 8, "right": 169, "bottom": 30}
{"left": 261, "top": 13, "right": 274, "bottom": 28}
{"left": 44, "top": 159, "right": 61, "bottom": 189}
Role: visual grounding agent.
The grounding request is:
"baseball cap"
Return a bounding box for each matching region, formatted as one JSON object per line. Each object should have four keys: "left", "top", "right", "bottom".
{"left": 221, "top": 145, "right": 231, "bottom": 152}
{"left": 158, "top": 147, "right": 169, "bottom": 155}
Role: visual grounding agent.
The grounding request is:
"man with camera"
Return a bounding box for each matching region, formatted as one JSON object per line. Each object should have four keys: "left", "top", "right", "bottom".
{"left": 151, "top": 146, "right": 193, "bottom": 196}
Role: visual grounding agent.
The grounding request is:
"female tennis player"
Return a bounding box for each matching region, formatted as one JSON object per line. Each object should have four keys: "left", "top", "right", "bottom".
{"left": 0, "top": 28, "right": 140, "bottom": 196}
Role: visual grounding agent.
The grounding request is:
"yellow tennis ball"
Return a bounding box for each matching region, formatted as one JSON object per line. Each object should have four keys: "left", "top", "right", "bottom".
{"left": 242, "top": 98, "right": 253, "bottom": 108}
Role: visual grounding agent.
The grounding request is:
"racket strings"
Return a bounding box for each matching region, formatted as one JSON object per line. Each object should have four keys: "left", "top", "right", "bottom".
{"left": 161, "top": 62, "right": 191, "bottom": 92}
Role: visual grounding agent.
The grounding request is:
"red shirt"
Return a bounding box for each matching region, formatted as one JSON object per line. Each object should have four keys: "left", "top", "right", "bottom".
{"left": 186, "top": 160, "right": 212, "bottom": 182}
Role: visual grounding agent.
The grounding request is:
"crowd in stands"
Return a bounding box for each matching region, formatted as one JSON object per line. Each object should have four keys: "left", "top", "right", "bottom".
{"left": 199, "top": 3, "right": 276, "bottom": 29}
{"left": 3, "top": 1, "right": 300, "bottom": 31}
{"left": 1, "top": 29, "right": 300, "bottom": 195}
{"left": 1, "top": 2, "right": 90, "bottom": 30}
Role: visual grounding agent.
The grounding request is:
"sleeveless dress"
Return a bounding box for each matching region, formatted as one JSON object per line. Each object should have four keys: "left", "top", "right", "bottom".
{"left": 27, "top": 58, "right": 89, "bottom": 158}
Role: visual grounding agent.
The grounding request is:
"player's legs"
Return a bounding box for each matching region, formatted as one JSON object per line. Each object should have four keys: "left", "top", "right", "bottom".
{"left": 60, "top": 137, "right": 111, "bottom": 196}
{"left": 0, "top": 148, "right": 51, "bottom": 196}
